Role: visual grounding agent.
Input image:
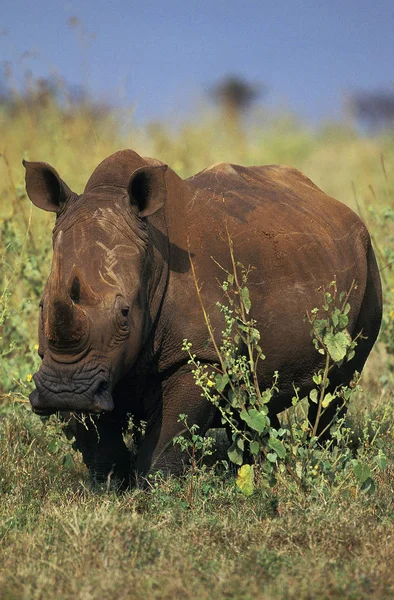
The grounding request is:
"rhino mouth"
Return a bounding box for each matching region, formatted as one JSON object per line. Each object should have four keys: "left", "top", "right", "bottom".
{"left": 30, "top": 373, "right": 114, "bottom": 416}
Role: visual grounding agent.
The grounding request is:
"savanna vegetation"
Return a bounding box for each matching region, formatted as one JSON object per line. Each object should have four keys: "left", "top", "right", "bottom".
{"left": 1, "top": 82, "right": 394, "bottom": 599}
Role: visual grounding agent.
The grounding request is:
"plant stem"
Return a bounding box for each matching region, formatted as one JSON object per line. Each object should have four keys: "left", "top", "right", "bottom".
{"left": 226, "top": 226, "right": 261, "bottom": 400}
{"left": 312, "top": 351, "right": 331, "bottom": 439}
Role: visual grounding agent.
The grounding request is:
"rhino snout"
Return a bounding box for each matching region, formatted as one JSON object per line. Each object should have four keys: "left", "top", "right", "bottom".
{"left": 29, "top": 373, "right": 114, "bottom": 415}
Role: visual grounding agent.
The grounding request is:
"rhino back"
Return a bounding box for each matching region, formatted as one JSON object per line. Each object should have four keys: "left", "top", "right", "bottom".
{"left": 159, "top": 162, "right": 376, "bottom": 392}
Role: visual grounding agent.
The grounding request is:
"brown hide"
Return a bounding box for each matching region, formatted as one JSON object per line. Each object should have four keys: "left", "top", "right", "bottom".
{"left": 158, "top": 162, "right": 381, "bottom": 399}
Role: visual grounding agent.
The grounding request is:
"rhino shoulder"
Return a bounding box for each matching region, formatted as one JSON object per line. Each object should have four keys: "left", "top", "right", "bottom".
{"left": 187, "top": 162, "right": 322, "bottom": 193}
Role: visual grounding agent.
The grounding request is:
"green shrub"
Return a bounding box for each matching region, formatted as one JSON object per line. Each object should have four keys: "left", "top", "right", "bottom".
{"left": 182, "top": 234, "right": 388, "bottom": 499}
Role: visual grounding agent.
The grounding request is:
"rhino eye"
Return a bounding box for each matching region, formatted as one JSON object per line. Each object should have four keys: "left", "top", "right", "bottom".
{"left": 114, "top": 296, "right": 130, "bottom": 330}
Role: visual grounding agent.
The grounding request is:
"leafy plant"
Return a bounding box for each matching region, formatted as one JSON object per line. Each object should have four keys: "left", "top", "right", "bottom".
{"left": 173, "top": 413, "right": 214, "bottom": 505}
{"left": 183, "top": 232, "right": 387, "bottom": 498}
{"left": 0, "top": 155, "right": 50, "bottom": 394}
{"left": 302, "top": 279, "right": 361, "bottom": 439}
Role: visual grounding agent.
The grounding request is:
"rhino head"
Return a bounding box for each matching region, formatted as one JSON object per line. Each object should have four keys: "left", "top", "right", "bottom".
{"left": 24, "top": 153, "right": 168, "bottom": 415}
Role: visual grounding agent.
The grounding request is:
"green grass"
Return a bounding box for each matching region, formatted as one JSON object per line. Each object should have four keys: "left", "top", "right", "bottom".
{"left": 1, "top": 401, "right": 394, "bottom": 599}
{"left": 1, "top": 97, "right": 394, "bottom": 599}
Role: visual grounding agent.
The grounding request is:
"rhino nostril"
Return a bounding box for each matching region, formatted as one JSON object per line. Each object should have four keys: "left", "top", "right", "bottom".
{"left": 94, "top": 380, "right": 109, "bottom": 396}
{"left": 29, "top": 389, "right": 56, "bottom": 416}
{"left": 70, "top": 276, "right": 80, "bottom": 304}
{"left": 92, "top": 380, "right": 113, "bottom": 413}
{"left": 29, "top": 389, "right": 40, "bottom": 407}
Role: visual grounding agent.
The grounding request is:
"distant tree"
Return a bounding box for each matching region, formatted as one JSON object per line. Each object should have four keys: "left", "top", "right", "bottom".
{"left": 348, "top": 90, "right": 394, "bottom": 133}
{"left": 211, "top": 75, "right": 264, "bottom": 128}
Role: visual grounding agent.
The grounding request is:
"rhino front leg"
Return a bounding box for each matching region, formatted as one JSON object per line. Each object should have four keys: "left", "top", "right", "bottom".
{"left": 135, "top": 370, "right": 217, "bottom": 477}
{"left": 74, "top": 412, "right": 130, "bottom": 487}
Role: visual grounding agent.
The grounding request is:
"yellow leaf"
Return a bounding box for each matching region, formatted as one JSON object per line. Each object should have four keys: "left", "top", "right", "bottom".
{"left": 236, "top": 464, "right": 254, "bottom": 497}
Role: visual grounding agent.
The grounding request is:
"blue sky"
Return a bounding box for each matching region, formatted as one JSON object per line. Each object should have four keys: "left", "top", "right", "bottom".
{"left": 2, "top": 0, "right": 393, "bottom": 124}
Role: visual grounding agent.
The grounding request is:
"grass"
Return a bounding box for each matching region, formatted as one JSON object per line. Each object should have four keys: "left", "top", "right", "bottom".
{"left": 1, "top": 93, "right": 394, "bottom": 599}
{"left": 1, "top": 401, "right": 394, "bottom": 599}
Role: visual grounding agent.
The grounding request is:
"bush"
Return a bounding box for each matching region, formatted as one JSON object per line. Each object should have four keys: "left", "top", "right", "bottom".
{"left": 182, "top": 233, "right": 388, "bottom": 499}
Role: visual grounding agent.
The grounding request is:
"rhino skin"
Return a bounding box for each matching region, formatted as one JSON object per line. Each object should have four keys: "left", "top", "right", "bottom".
{"left": 23, "top": 149, "right": 382, "bottom": 484}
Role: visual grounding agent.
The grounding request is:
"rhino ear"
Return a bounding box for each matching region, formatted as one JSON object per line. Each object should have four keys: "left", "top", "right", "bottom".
{"left": 127, "top": 164, "right": 167, "bottom": 218}
{"left": 23, "top": 160, "right": 74, "bottom": 213}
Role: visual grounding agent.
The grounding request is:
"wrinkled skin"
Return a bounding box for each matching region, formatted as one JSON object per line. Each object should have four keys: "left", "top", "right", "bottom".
{"left": 24, "top": 150, "right": 382, "bottom": 485}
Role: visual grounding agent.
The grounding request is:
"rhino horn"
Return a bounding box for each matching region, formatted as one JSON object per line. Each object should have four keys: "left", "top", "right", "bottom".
{"left": 45, "top": 232, "right": 89, "bottom": 352}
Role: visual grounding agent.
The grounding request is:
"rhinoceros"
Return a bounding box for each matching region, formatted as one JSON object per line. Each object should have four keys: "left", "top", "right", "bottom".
{"left": 23, "top": 149, "right": 382, "bottom": 483}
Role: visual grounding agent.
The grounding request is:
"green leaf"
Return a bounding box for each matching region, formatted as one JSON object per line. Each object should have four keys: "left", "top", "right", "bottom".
{"left": 240, "top": 408, "right": 268, "bottom": 433}
{"left": 331, "top": 308, "right": 340, "bottom": 327}
{"left": 241, "top": 287, "right": 251, "bottom": 314}
{"left": 267, "top": 452, "right": 277, "bottom": 463}
{"left": 377, "top": 453, "right": 387, "bottom": 471}
{"left": 229, "top": 389, "right": 246, "bottom": 408}
{"left": 347, "top": 349, "right": 355, "bottom": 362}
{"left": 324, "top": 292, "right": 332, "bottom": 305}
{"left": 227, "top": 274, "right": 234, "bottom": 285}
{"left": 62, "top": 453, "right": 75, "bottom": 469}
{"left": 236, "top": 464, "right": 254, "bottom": 496}
{"left": 353, "top": 462, "right": 371, "bottom": 485}
{"left": 322, "top": 392, "right": 335, "bottom": 408}
{"left": 236, "top": 321, "right": 248, "bottom": 333}
{"left": 249, "top": 327, "right": 260, "bottom": 343}
{"left": 260, "top": 391, "right": 272, "bottom": 405}
{"left": 295, "top": 462, "right": 303, "bottom": 479}
{"left": 312, "top": 373, "right": 322, "bottom": 385}
{"left": 249, "top": 440, "right": 260, "bottom": 455}
{"left": 228, "top": 440, "right": 244, "bottom": 466}
{"left": 361, "top": 477, "right": 375, "bottom": 493}
{"left": 324, "top": 331, "right": 351, "bottom": 362}
{"left": 338, "top": 313, "right": 349, "bottom": 329}
{"left": 268, "top": 437, "right": 286, "bottom": 459}
{"left": 48, "top": 439, "right": 60, "bottom": 454}
{"left": 309, "top": 389, "right": 318, "bottom": 403}
{"left": 313, "top": 319, "right": 328, "bottom": 337}
{"left": 236, "top": 437, "right": 245, "bottom": 451}
{"left": 215, "top": 373, "right": 229, "bottom": 392}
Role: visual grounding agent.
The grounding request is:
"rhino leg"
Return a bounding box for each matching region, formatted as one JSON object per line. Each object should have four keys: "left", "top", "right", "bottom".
{"left": 74, "top": 412, "right": 130, "bottom": 487}
{"left": 135, "top": 370, "right": 217, "bottom": 478}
